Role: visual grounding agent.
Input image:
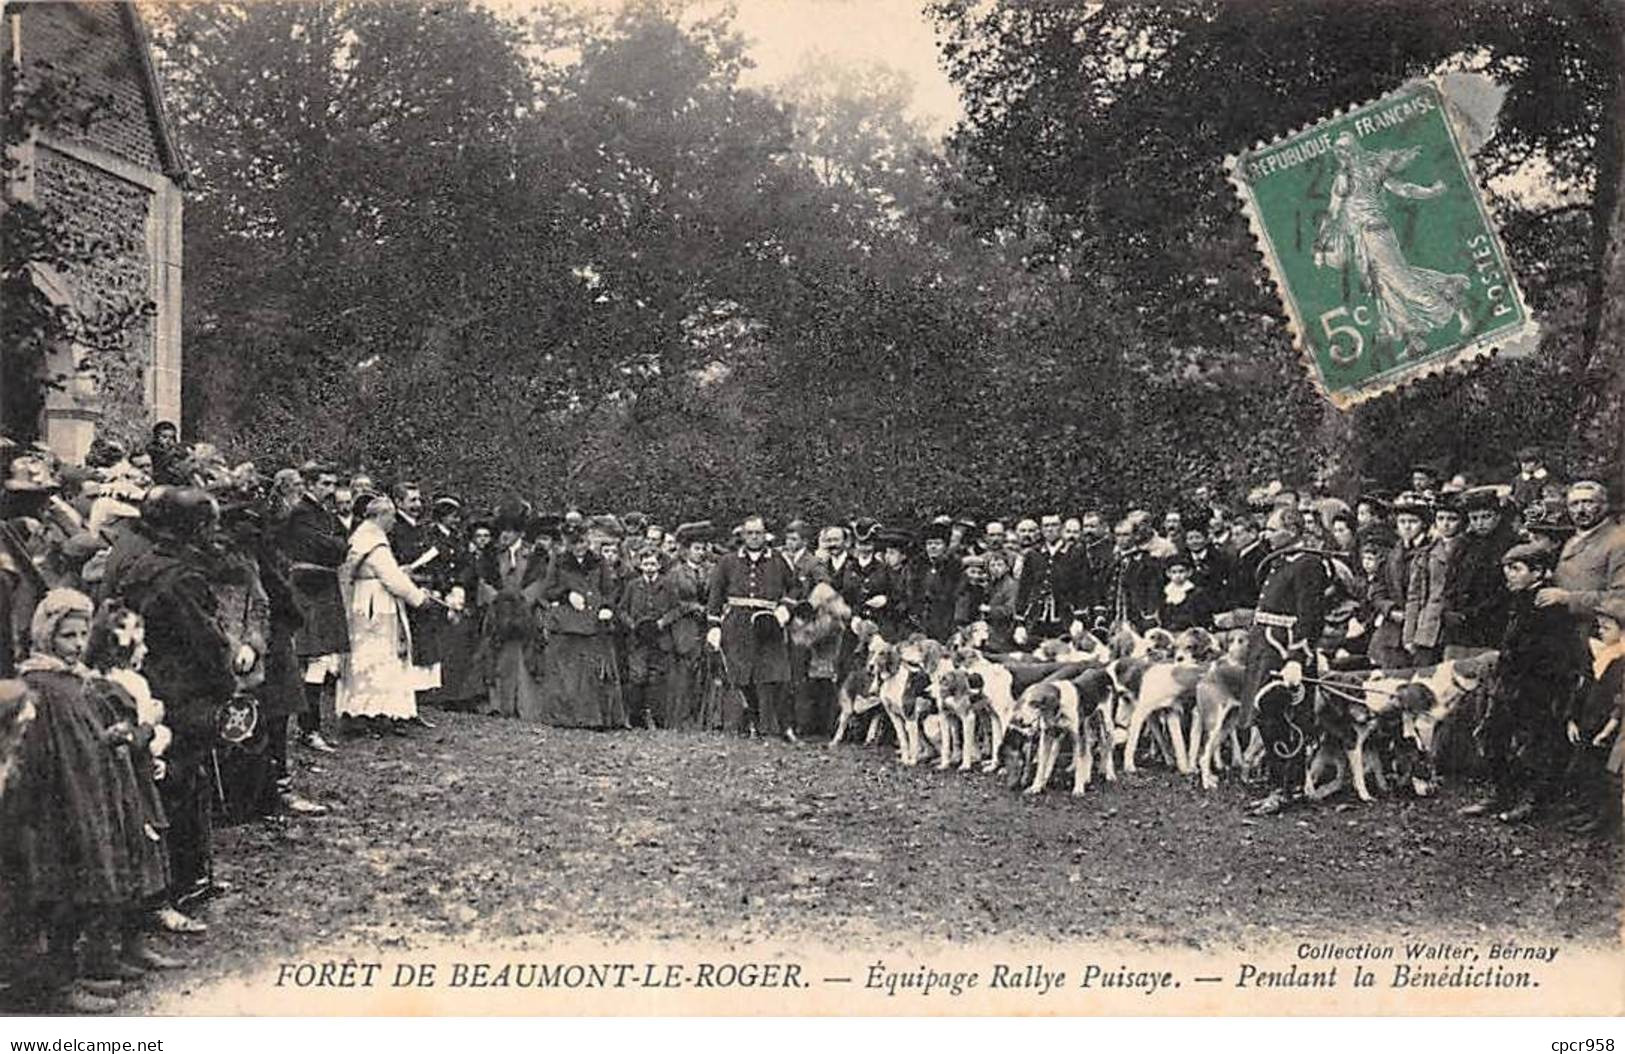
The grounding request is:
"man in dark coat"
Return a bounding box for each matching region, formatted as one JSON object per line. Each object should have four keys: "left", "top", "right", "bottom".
{"left": 1077, "top": 511, "right": 1114, "bottom": 623}
{"left": 707, "top": 515, "right": 802, "bottom": 740}
{"left": 1242, "top": 506, "right": 1332, "bottom": 816}
{"left": 114, "top": 487, "right": 241, "bottom": 908}
{"left": 280, "top": 463, "right": 346, "bottom": 752}
{"left": 1460, "top": 540, "right": 1588, "bottom": 823}
{"left": 910, "top": 521, "right": 961, "bottom": 641}
{"left": 418, "top": 496, "right": 482, "bottom": 707}
{"left": 832, "top": 519, "right": 897, "bottom": 675}
{"left": 1015, "top": 514, "right": 1081, "bottom": 644}
{"left": 1112, "top": 520, "right": 1165, "bottom": 632}
{"left": 1227, "top": 516, "right": 1268, "bottom": 611}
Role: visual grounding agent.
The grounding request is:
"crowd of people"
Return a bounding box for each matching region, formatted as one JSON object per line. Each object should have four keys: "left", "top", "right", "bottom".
{"left": 0, "top": 422, "right": 1620, "bottom": 1013}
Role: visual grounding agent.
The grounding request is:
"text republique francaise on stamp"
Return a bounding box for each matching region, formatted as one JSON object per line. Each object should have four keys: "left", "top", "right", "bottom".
{"left": 1228, "top": 78, "right": 1540, "bottom": 408}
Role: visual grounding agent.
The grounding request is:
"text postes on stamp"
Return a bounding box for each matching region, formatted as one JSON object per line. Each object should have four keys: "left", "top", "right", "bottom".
{"left": 1228, "top": 78, "right": 1538, "bottom": 408}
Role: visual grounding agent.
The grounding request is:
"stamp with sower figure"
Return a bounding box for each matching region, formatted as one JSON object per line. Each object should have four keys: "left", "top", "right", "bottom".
{"left": 1228, "top": 78, "right": 1539, "bottom": 408}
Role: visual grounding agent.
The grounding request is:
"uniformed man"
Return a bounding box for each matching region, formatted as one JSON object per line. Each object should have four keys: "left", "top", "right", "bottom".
{"left": 1014, "top": 513, "right": 1079, "bottom": 644}
{"left": 833, "top": 518, "right": 893, "bottom": 634}
{"left": 706, "top": 515, "right": 803, "bottom": 741}
{"left": 1242, "top": 506, "right": 1332, "bottom": 816}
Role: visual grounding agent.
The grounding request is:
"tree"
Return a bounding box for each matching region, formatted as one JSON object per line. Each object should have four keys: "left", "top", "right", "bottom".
{"left": 928, "top": 0, "right": 1620, "bottom": 491}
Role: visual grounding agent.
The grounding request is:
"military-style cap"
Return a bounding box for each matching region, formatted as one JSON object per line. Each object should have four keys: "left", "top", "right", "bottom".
{"left": 851, "top": 517, "right": 880, "bottom": 544}
{"left": 431, "top": 495, "right": 463, "bottom": 517}
{"left": 1501, "top": 539, "right": 1558, "bottom": 570}
{"left": 674, "top": 520, "right": 714, "bottom": 545}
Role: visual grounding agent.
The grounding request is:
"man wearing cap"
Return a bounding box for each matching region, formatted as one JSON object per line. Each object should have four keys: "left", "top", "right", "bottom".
{"left": 1461, "top": 538, "right": 1589, "bottom": 822}
{"left": 707, "top": 515, "right": 802, "bottom": 741}
{"left": 832, "top": 518, "right": 893, "bottom": 644}
{"left": 1242, "top": 506, "right": 1332, "bottom": 816}
{"left": 1536, "top": 482, "right": 1625, "bottom": 636}
{"left": 911, "top": 521, "right": 961, "bottom": 641}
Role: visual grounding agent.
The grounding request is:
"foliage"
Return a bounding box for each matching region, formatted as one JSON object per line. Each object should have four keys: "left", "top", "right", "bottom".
{"left": 162, "top": 0, "right": 1620, "bottom": 524}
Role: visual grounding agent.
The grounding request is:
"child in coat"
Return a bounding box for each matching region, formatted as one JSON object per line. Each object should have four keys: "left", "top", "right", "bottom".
{"left": 1565, "top": 597, "right": 1625, "bottom": 837}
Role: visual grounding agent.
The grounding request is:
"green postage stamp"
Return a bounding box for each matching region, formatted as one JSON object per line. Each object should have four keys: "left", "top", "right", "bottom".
{"left": 1227, "top": 78, "right": 1538, "bottom": 408}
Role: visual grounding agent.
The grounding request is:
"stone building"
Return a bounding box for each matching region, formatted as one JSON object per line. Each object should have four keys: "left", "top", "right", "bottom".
{"left": 1, "top": 0, "right": 184, "bottom": 462}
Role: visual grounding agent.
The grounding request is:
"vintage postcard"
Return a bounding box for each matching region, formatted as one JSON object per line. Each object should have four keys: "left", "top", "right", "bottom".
{"left": 0, "top": 0, "right": 1620, "bottom": 1028}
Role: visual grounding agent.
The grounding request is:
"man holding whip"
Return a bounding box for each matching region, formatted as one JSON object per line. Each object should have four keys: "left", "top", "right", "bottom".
{"left": 707, "top": 515, "right": 803, "bottom": 741}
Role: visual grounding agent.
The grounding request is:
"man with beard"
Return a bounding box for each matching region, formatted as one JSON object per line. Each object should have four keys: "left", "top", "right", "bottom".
{"left": 1076, "top": 511, "right": 1113, "bottom": 624}
{"left": 1539, "top": 481, "right": 1625, "bottom": 639}
{"left": 1243, "top": 506, "right": 1331, "bottom": 816}
{"left": 281, "top": 463, "right": 347, "bottom": 753}
{"left": 114, "top": 487, "right": 243, "bottom": 914}
{"left": 707, "top": 515, "right": 802, "bottom": 741}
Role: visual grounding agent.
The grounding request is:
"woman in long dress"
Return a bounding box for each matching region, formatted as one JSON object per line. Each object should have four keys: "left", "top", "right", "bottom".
{"left": 1313, "top": 131, "right": 1473, "bottom": 358}
{"left": 537, "top": 524, "right": 626, "bottom": 730}
{"left": 480, "top": 512, "right": 545, "bottom": 720}
{"left": 334, "top": 496, "right": 430, "bottom": 737}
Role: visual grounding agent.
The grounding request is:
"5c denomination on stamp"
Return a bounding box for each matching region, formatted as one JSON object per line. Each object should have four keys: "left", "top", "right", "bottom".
{"left": 1227, "top": 77, "right": 1538, "bottom": 408}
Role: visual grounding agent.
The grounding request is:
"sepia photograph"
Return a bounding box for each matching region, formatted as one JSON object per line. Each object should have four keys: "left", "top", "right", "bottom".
{"left": 0, "top": 0, "right": 1621, "bottom": 1024}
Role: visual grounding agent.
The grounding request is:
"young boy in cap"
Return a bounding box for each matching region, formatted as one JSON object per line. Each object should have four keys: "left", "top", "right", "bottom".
{"left": 1461, "top": 540, "right": 1590, "bottom": 823}
{"left": 1563, "top": 597, "right": 1625, "bottom": 836}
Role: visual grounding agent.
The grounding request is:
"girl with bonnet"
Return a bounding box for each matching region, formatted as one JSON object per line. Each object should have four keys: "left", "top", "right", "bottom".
{"left": 0, "top": 589, "right": 149, "bottom": 1011}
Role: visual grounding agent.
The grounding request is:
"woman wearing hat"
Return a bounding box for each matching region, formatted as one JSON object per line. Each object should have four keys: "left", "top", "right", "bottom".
{"left": 479, "top": 507, "right": 546, "bottom": 721}
{"left": 536, "top": 521, "right": 627, "bottom": 730}
{"left": 662, "top": 522, "right": 715, "bottom": 729}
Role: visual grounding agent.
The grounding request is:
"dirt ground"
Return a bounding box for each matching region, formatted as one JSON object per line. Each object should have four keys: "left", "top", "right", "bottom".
{"left": 132, "top": 710, "right": 1620, "bottom": 1009}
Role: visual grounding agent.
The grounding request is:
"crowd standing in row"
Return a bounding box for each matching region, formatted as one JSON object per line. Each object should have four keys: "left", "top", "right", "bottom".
{"left": 0, "top": 425, "right": 1620, "bottom": 1012}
